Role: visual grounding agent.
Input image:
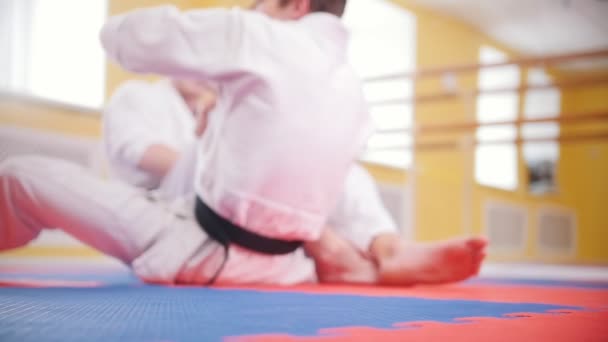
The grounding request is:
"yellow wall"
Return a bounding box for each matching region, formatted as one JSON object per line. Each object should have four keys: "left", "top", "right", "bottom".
{"left": 0, "top": 96, "right": 101, "bottom": 137}
{"left": 556, "top": 78, "right": 608, "bottom": 262}
{"left": 389, "top": 0, "right": 608, "bottom": 264}
{"left": 392, "top": 0, "right": 517, "bottom": 242}
{"left": 470, "top": 73, "right": 607, "bottom": 264}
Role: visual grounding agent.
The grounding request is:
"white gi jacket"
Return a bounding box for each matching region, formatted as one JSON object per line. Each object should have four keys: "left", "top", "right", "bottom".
{"left": 101, "top": 6, "right": 373, "bottom": 243}
{"left": 104, "top": 81, "right": 397, "bottom": 251}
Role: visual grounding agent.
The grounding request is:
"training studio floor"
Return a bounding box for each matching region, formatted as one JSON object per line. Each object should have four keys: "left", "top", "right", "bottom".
{"left": 1, "top": 254, "right": 607, "bottom": 342}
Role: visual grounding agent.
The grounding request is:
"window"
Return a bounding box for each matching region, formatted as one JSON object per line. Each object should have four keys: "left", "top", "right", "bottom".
{"left": 522, "top": 68, "right": 561, "bottom": 194}
{"left": 475, "top": 46, "right": 521, "bottom": 190}
{"left": 0, "top": 0, "right": 107, "bottom": 109}
{"left": 344, "top": 0, "right": 416, "bottom": 169}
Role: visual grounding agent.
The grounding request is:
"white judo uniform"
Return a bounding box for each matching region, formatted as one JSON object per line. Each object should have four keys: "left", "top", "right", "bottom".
{"left": 103, "top": 80, "right": 397, "bottom": 254}
{"left": 0, "top": 6, "right": 388, "bottom": 285}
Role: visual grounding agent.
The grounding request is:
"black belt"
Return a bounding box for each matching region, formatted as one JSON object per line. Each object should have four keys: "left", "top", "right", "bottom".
{"left": 194, "top": 197, "right": 304, "bottom": 255}
{"left": 194, "top": 196, "right": 304, "bottom": 285}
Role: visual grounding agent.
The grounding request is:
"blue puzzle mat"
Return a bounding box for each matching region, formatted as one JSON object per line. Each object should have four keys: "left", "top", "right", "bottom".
{"left": 1, "top": 261, "right": 607, "bottom": 341}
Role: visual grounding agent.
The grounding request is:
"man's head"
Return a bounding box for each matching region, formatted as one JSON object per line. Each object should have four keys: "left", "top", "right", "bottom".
{"left": 253, "top": 0, "right": 347, "bottom": 20}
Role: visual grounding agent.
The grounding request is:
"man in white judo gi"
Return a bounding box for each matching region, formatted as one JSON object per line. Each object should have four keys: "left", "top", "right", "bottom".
{"left": 0, "top": 0, "right": 485, "bottom": 286}
{"left": 102, "top": 77, "right": 486, "bottom": 285}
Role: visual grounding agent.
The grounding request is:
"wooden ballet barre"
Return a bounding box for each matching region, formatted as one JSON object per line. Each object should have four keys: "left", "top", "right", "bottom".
{"left": 368, "top": 76, "right": 608, "bottom": 106}
{"left": 363, "top": 49, "right": 608, "bottom": 83}
{"left": 376, "top": 110, "right": 608, "bottom": 135}
{"left": 367, "top": 131, "right": 608, "bottom": 152}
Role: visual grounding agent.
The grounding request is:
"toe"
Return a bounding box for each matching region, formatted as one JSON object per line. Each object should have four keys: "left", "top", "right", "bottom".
{"left": 472, "top": 252, "right": 486, "bottom": 275}
{"left": 467, "top": 237, "right": 488, "bottom": 251}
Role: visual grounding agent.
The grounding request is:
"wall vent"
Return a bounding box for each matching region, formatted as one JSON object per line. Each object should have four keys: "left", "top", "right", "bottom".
{"left": 537, "top": 207, "right": 576, "bottom": 256}
{"left": 485, "top": 201, "right": 528, "bottom": 253}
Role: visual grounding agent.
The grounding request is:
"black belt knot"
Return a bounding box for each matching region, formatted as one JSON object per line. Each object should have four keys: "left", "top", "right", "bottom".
{"left": 194, "top": 197, "right": 304, "bottom": 255}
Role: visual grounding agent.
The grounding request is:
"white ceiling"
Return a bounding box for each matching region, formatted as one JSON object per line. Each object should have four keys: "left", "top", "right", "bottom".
{"left": 408, "top": 0, "right": 608, "bottom": 56}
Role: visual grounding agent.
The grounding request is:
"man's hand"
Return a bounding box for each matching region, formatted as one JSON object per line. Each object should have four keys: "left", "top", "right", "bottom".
{"left": 138, "top": 144, "right": 180, "bottom": 181}
{"left": 172, "top": 79, "right": 218, "bottom": 137}
{"left": 305, "top": 228, "right": 378, "bottom": 284}
{"left": 194, "top": 90, "right": 216, "bottom": 137}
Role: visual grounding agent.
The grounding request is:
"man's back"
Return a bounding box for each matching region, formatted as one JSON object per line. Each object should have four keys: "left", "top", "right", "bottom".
{"left": 195, "top": 12, "right": 370, "bottom": 242}
{"left": 101, "top": 6, "right": 370, "bottom": 242}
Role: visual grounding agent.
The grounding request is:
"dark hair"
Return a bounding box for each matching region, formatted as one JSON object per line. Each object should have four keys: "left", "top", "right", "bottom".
{"left": 280, "top": 0, "right": 347, "bottom": 17}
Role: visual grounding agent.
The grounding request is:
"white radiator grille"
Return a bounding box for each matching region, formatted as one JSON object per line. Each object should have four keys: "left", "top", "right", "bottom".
{"left": 537, "top": 207, "right": 577, "bottom": 256}
{"left": 485, "top": 201, "right": 528, "bottom": 253}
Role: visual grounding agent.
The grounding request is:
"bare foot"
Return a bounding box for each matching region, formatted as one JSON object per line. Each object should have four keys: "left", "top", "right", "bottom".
{"left": 305, "top": 229, "right": 378, "bottom": 285}
{"left": 371, "top": 235, "right": 487, "bottom": 286}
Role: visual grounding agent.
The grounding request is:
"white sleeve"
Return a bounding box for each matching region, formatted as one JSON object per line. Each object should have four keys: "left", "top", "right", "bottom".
{"left": 102, "top": 81, "right": 177, "bottom": 188}
{"left": 157, "top": 142, "right": 198, "bottom": 200}
{"left": 328, "top": 164, "right": 398, "bottom": 252}
{"left": 100, "top": 6, "right": 262, "bottom": 80}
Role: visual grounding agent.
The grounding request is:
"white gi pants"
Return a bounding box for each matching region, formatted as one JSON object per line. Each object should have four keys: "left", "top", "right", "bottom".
{"left": 0, "top": 156, "right": 315, "bottom": 285}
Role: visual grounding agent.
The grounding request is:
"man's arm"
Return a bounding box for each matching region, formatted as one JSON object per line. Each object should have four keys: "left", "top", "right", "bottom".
{"left": 137, "top": 144, "right": 180, "bottom": 181}
{"left": 104, "top": 80, "right": 217, "bottom": 188}
{"left": 103, "top": 81, "right": 182, "bottom": 188}
{"left": 100, "top": 6, "right": 249, "bottom": 80}
{"left": 141, "top": 84, "right": 216, "bottom": 179}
